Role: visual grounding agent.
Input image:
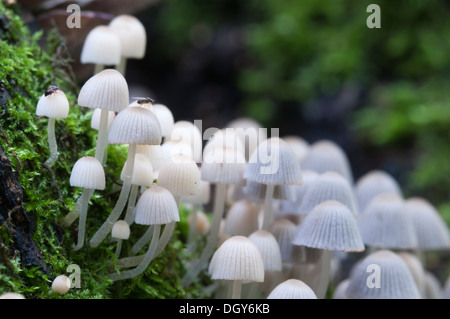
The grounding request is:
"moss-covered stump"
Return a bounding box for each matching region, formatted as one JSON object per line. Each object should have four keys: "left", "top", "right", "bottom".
{"left": 0, "top": 2, "right": 210, "bottom": 299}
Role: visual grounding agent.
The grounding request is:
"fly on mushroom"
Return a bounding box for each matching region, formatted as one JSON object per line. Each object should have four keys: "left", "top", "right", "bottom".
{"left": 44, "top": 86, "right": 60, "bottom": 97}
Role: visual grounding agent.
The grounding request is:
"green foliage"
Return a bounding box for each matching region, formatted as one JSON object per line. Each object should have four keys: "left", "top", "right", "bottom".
{"left": 0, "top": 2, "right": 207, "bottom": 299}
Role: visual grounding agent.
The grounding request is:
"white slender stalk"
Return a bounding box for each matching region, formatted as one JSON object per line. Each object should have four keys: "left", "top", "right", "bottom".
{"left": 181, "top": 183, "right": 227, "bottom": 287}
{"left": 116, "top": 56, "right": 127, "bottom": 77}
{"left": 89, "top": 143, "right": 137, "bottom": 247}
{"left": 315, "top": 249, "right": 333, "bottom": 299}
{"left": 114, "top": 240, "right": 123, "bottom": 258}
{"left": 72, "top": 188, "right": 91, "bottom": 251}
{"left": 94, "top": 64, "right": 104, "bottom": 75}
{"left": 61, "top": 189, "right": 94, "bottom": 226}
{"left": 261, "top": 184, "right": 275, "bottom": 230}
{"left": 109, "top": 224, "right": 161, "bottom": 281}
{"left": 131, "top": 225, "right": 154, "bottom": 256}
{"left": 231, "top": 280, "right": 242, "bottom": 299}
{"left": 44, "top": 118, "right": 59, "bottom": 167}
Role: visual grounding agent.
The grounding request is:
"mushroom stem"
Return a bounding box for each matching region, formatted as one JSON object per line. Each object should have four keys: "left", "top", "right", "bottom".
{"left": 44, "top": 118, "right": 59, "bottom": 167}
{"left": 94, "top": 109, "right": 109, "bottom": 164}
{"left": 116, "top": 56, "right": 128, "bottom": 77}
{"left": 89, "top": 143, "right": 137, "bottom": 247}
{"left": 315, "top": 249, "right": 333, "bottom": 299}
{"left": 231, "top": 280, "right": 242, "bottom": 299}
{"left": 131, "top": 225, "right": 154, "bottom": 256}
{"left": 114, "top": 239, "right": 123, "bottom": 258}
{"left": 94, "top": 64, "right": 104, "bottom": 75}
{"left": 261, "top": 184, "right": 275, "bottom": 231}
{"left": 61, "top": 189, "right": 94, "bottom": 226}
{"left": 72, "top": 188, "right": 91, "bottom": 251}
{"left": 109, "top": 224, "right": 161, "bottom": 281}
{"left": 181, "top": 183, "right": 227, "bottom": 287}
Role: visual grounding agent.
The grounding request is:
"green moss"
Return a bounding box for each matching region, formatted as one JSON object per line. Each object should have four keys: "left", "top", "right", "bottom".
{"left": 0, "top": 3, "right": 209, "bottom": 299}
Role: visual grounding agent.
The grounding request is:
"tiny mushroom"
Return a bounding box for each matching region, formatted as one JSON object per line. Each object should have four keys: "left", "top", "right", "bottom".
{"left": 51, "top": 275, "right": 71, "bottom": 295}
{"left": 267, "top": 279, "right": 317, "bottom": 299}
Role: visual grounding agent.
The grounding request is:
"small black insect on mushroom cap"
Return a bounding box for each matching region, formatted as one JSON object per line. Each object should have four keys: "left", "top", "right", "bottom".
{"left": 45, "top": 86, "right": 60, "bottom": 97}
{"left": 137, "top": 97, "right": 155, "bottom": 105}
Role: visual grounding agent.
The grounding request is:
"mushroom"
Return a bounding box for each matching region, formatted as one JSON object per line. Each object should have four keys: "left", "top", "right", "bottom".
{"left": 149, "top": 103, "right": 175, "bottom": 140}
{"left": 292, "top": 200, "right": 365, "bottom": 298}
{"left": 36, "top": 86, "right": 70, "bottom": 167}
{"left": 109, "top": 15, "right": 147, "bottom": 76}
{"left": 80, "top": 25, "right": 121, "bottom": 75}
{"left": 166, "top": 120, "right": 203, "bottom": 163}
{"left": 244, "top": 137, "right": 303, "bottom": 230}
{"left": 346, "top": 250, "right": 421, "bottom": 299}
{"left": 109, "top": 184, "right": 179, "bottom": 281}
{"left": 69, "top": 156, "right": 105, "bottom": 250}
{"left": 111, "top": 220, "right": 131, "bottom": 257}
{"left": 51, "top": 275, "right": 71, "bottom": 295}
{"left": 266, "top": 279, "right": 317, "bottom": 299}
{"left": 208, "top": 235, "right": 265, "bottom": 299}
{"left": 181, "top": 146, "right": 246, "bottom": 287}
{"left": 89, "top": 102, "right": 162, "bottom": 248}
{"left": 0, "top": 292, "right": 26, "bottom": 299}
{"left": 224, "top": 200, "right": 259, "bottom": 237}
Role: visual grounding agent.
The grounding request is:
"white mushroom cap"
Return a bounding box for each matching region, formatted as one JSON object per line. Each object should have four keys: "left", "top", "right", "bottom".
{"left": 90, "top": 108, "right": 115, "bottom": 131}
{"left": 134, "top": 185, "right": 179, "bottom": 225}
{"left": 267, "top": 279, "right": 317, "bottom": 299}
{"left": 166, "top": 121, "right": 203, "bottom": 163}
{"left": 201, "top": 146, "right": 246, "bottom": 185}
{"left": 120, "top": 153, "right": 154, "bottom": 187}
{"left": 293, "top": 200, "right": 365, "bottom": 252}
{"left": 358, "top": 193, "right": 418, "bottom": 249}
{"left": 346, "top": 250, "right": 421, "bottom": 299}
{"left": 36, "top": 88, "right": 70, "bottom": 118}
{"left": 108, "top": 106, "right": 162, "bottom": 145}
{"left": 157, "top": 154, "right": 200, "bottom": 197}
{"left": 299, "top": 171, "right": 359, "bottom": 216}
{"left": 111, "top": 220, "right": 130, "bottom": 240}
{"left": 248, "top": 230, "right": 282, "bottom": 272}
{"left": 209, "top": 235, "right": 265, "bottom": 282}
{"left": 149, "top": 103, "right": 175, "bottom": 138}
{"left": 244, "top": 137, "right": 303, "bottom": 185}
{"left": 224, "top": 200, "right": 259, "bottom": 237}
{"left": 136, "top": 144, "right": 164, "bottom": 171}
{"left": 355, "top": 170, "right": 402, "bottom": 213}
{"left": 51, "top": 275, "right": 71, "bottom": 294}
{"left": 301, "top": 139, "right": 353, "bottom": 184}
{"left": 404, "top": 197, "right": 450, "bottom": 250}
{"left": 78, "top": 69, "right": 129, "bottom": 112}
{"left": 80, "top": 25, "right": 121, "bottom": 66}
{"left": 0, "top": 292, "right": 25, "bottom": 299}
{"left": 182, "top": 180, "right": 210, "bottom": 205}
{"left": 70, "top": 156, "right": 105, "bottom": 190}
{"left": 281, "top": 135, "right": 310, "bottom": 164}
{"left": 109, "top": 15, "right": 146, "bottom": 59}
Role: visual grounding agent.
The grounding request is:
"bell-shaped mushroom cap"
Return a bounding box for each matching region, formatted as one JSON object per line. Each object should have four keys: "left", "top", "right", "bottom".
{"left": 299, "top": 171, "right": 358, "bottom": 216}
{"left": 358, "top": 193, "right": 418, "bottom": 249}
{"left": 182, "top": 180, "right": 210, "bottom": 205}
{"left": 134, "top": 185, "right": 179, "bottom": 225}
{"left": 36, "top": 88, "right": 70, "bottom": 118}
{"left": 149, "top": 103, "right": 175, "bottom": 138}
{"left": 91, "top": 108, "right": 115, "bottom": 131}
{"left": 111, "top": 220, "right": 130, "bottom": 240}
{"left": 281, "top": 136, "right": 310, "bottom": 164}
{"left": 78, "top": 69, "right": 129, "bottom": 112}
{"left": 201, "top": 146, "right": 246, "bottom": 185}
{"left": 203, "top": 128, "right": 246, "bottom": 158}
{"left": 269, "top": 218, "right": 297, "bottom": 262}
{"left": 332, "top": 278, "right": 351, "bottom": 299}
{"left": 346, "top": 250, "right": 421, "bottom": 299}
{"left": 293, "top": 200, "right": 365, "bottom": 252}
{"left": 137, "top": 144, "right": 164, "bottom": 171}
{"left": 108, "top": 106, "right": 162, "bottom": 145}
{"left": 226, "top": 117, "right": 267, "bottom": 160}
{"left": 301, "top": 140, "right": 353, "bottom": 184}
{"left": 109, "top": 15, "right": 146, "bottom": 59}
{"left": 244, "top": 137, "right": 303, "bottom": 186}
{"left": 70, "top": 156, "right": 105, "bottom": 190}
{"left": 157, "top": 154, "right": 200, "bottom": 197}
{"left": 52, "top": 275, "right": 71, "bottom": 294}
{"left": 280, "top": 170, "right": 319, "bottom": 214}
{"left": 243, "top": 180, "right": 296, "bottom": 203}
{"left": 224, "top": 200, "right": 259, "bottom": 237}
{"left": 120, "top": 153, "right": 154, "bottom": 187}
{"left": 80, "top": 25, "right": 121, "bottom": 66}
{"left": 167, "top": 121, "right": 203, "bottom": 163}
{"left": 0, "top": 292, "right": 25, "bottom": 299}
{"left": 404, "top": 197, "right": 450, "bottom": 250}
{"left": 188, "top": 210, "right": 210, "bottom": 235}
{"left": 208, "top": 235, "right": 265, "bottom": 282}
{"left": 355, "top": 170, "right": 402, "bottom": 213}
{"left": 248, "top": 230, "right": 282, "bottom": 272}
{"left": 267, "top": 279, "right": 317, "bottom": 299}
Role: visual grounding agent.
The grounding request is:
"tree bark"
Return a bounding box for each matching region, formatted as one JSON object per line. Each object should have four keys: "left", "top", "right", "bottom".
{"left": 0, "top": 145, "right": 49, "bottom": 273}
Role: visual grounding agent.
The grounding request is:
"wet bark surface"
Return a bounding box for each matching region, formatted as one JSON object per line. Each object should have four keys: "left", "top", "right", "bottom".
{"left": 0, "top": 144, "right": 49, "bottom": 273}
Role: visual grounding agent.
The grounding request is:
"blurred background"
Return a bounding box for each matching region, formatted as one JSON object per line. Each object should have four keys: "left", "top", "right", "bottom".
{"left": 18, "top": 0, "right": 450, "bottom": 226}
